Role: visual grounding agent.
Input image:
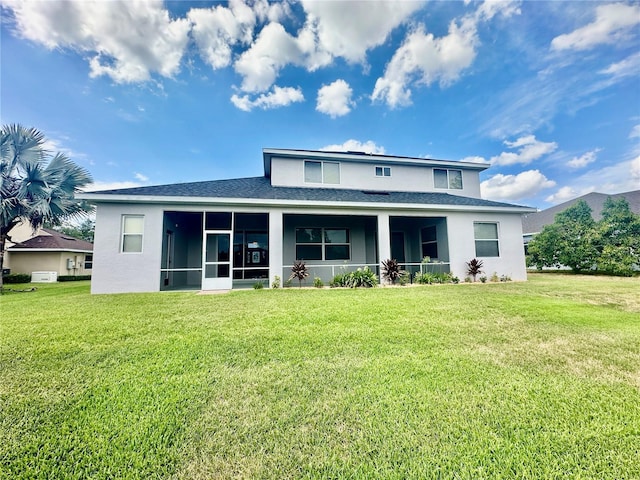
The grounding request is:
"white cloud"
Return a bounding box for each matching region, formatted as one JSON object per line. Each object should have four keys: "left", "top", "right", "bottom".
{"left": 299, "top": 0, "right": 423, "bottom": 64}
{"left": 481, "top": 170, "right": 556, "bottom": 202}
{"left": 188, "top": 0, "right": 256, "bottom": 70}
{"left": 460, "top": 155, "right": 490, "bottom": 164}
{"left": 134, "top": 172, "right": 149, "bottom": 182}
{"left": 233, "top": 22, "right": 304, "bottom": 93}
{"left": 599, "top": 52, "right": 640, "bottom": 82}
{"left": 232, "top": 1, "right": 421, "bottom": 94}
{"left": 316, "top": 80, "right": 354, "bottom": 118}
{"left": 372, "top": 1, "right": 519, "bottom": 108}
{"left": 567, "top": 149, "right": 600, "bottom": 169}
{"left": 320, "top": 140, "right": 386, "bottom": 155}
{"left": 630, "top": 125, "right": 640, "bottom": 139}
{"left": 544, "top": 186, "right": 588, "bottom": 204}
{"left": 551, "top": 3, "right": 640, "bottom": 51}
{"left": 545, "top": 156, "right": 640, "bottom": 204}
{"left": 490, "top": 135, "right": 557, "bottom": 166}
{"left": 3, "top": 0, "right": 190, "bottom": 83}
{"left": 230, "top": 85, "right": 304, "bottom": 111}
{"left": 84, "top": 181, "right": 145, "bottom": 192}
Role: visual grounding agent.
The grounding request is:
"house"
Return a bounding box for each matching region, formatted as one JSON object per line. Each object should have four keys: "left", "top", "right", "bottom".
{"left": 6, "top": 228, "right": 93, "bottom": 277}
{"left": 522, "top": 190, "right": 640, "bottom": 251}
{"left": 79, "top": 148, "right": 535, "bottom": 294}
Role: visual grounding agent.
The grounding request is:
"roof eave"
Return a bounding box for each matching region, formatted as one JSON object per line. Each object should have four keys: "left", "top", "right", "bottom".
{"left": 77, "top": 192, "right": 535, "bottom": 213}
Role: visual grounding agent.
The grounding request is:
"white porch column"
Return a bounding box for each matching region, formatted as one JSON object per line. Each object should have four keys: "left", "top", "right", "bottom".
{"left": 269, "top": 210, "right": 283, "bottom": 288}
{"left": 377, "top": 212, "right": 391, "bottom": 284}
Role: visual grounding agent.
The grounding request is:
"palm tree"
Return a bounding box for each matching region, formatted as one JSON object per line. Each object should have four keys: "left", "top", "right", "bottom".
{"left": 1, "top": 124, "right": 93, "bottom": 290}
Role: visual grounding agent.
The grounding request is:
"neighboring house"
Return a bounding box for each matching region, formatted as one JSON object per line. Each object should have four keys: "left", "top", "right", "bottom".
{"left": 522, "top": 190, "right": 640, "bottom": 251}
{"left": 6, "top": 228, "right": 93, "bottom": 277}
{"left": 80, "top": 148, "right": 535, "bottom": 294}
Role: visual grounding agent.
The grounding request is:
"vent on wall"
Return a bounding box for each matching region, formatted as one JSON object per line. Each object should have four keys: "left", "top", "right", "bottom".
{"left": 362, "top": 190, "right": 390, "bottom": 195}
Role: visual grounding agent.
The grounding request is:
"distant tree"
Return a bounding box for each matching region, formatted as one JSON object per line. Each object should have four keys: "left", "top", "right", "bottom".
{"left": 1, "top": 124, "right": 92, "bottom": 290}
{"left": 527, "top": 200, "right": 598, "bottom": 272}
{"left": 52, "top": 218, "right": 95, "bottom": 243}
{"left": 596, "top": 197, "right": 640, "bottom": 276}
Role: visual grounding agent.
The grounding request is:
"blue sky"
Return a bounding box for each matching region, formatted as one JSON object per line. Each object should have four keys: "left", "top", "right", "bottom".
{"left": 1, "top": 0, "right": 639, "bottom": 209}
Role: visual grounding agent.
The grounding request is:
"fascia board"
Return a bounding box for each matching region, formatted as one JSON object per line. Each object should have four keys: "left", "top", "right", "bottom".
{"left": 263, "top": 148, "right": 488, "bottom": 171}
{"left": 78, "top": 193, "right": 536, "bottom": 214}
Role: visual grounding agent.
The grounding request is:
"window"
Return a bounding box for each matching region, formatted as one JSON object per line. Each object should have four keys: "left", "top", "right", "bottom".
{"left": 121, "top": 215, "right": 144, "bottom": 253}
{"left": 84, "top": 254, "right": 93, "bottom": 269}
{"left": 304, "top": 161, "right": 340, "bottom": 184}
{"left": 474, "top": 222, "right": 500, "bottom": 257}
{"left": 434, "top": 169, "right": 463, "bottom": 189}
{"left": 295, "top": 228, "right": 350, "bottom": 261}
{"left": 375, "top": 166, "right": 391, "bottom": 177}
{"left": 421, "top": 226, "right": 438, "bottom": 259}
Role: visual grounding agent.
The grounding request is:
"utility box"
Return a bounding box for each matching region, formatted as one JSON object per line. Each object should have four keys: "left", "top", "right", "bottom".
{"left": 31, "top": 271, "right": 58, "bottom": 283}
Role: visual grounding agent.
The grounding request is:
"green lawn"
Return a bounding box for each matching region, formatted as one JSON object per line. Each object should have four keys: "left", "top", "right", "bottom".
{"left": 1, "top": 274, "right": 639, "bottom": 479}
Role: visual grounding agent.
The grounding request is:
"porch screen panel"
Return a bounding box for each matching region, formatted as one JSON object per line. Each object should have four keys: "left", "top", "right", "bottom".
{"left": 295, "top": 227, "right": 350, "bottom": 261}
{"left": 421, "top": 226, "right": 438, "bottom": 259}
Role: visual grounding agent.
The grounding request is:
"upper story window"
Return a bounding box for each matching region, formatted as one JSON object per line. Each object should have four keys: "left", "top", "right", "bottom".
{"left": 434, "top": 168, "right": 463, "bottom": 189}
{"left": 304, "top": 160, "right": 340, "bottom": 184}
{"left": 474, "top": 222, "right": 500, "bottom": 257}
{"left": 121, "top": 215, "right": 144, "bottom": 253}
{"left": 375, "top": 166, "right": 391, "bottom": 177}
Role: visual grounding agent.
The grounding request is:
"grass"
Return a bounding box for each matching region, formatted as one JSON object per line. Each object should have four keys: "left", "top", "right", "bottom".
{"left": 1, "top": 274, "right": 639, "bottom": 479}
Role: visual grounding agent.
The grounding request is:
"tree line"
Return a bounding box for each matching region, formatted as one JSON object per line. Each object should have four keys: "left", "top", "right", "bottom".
{"left": 527, "top": 197, "right": 640, "bottom": 276}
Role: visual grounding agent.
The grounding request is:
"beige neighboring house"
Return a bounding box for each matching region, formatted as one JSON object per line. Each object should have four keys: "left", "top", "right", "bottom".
{"left": 5, "top": 226, "right": 93, "bottom": 277}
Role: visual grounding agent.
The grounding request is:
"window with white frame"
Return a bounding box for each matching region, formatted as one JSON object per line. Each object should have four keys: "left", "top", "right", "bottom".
{"left": 474, "top": 222, "right": 500, "bottom": 257}
{"left": 121, "top": 215, "right": 144, "bottom": 253}
{"left": 375, "top": 166, "right": 391, "bottom": 177}
{"left": 84, "top": 254, "right": 93, "bottom": 269}
{"left": 295, "top": 228, "right": 350, "bottom": 261}
{"left": 434, "top": 168, "right": 463, "bottom": 189}
{"left": 304, "top": 160, "right": 340, "bottom": 184}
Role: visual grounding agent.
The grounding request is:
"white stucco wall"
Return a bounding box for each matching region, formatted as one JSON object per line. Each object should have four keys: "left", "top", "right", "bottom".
{"left": 446, "top": 212, "right": 527, "bottom": 281}
{"left": 91, "top": 203, "right": 164, "bottom": 294}
{"left": 269, "top": 157, "right": 482, "bottom": 197}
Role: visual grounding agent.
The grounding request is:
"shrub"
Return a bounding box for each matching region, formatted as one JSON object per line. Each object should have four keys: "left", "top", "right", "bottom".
{"left": 253, "top": 281, "right": 264, "bottom": 289}
{"left": 58, "top": 275, "right": 91, "bottom": 282}
{"left": 398, "top": 271, "right": 410, "bottom": 286}
{"left": 289, "top": 260, "right": 309, "bottom": 288}
{"left": 381, "top": 258, "right": 405, "bottom": 285}
{"left": 500, "top": 274, "right": 512, "bottom": 282}
{"left": 479, "top": 276, "right": 487, "bottom": 283}
{"left": 490, "top": 272, "right": 499, "bottom": 283}
{"left": 343, "top": 267, "right": 377, "bottom": 288}
{"left": 465, "top": 258, "right": 484, "bottom": 282}
{"left": 313, "top": 277, "right": 324, "bottom": 288}
{"left": 2, "top": 273, "right": 31, "bottom": 284}
{"left": 271, "top": 275, "right": 281, "bottom": 289}
{"left": 415, "top": 272, "right": 453, "bottom": 285}
{"left": 330, "top": 273, "right": 347, "bottom": 288}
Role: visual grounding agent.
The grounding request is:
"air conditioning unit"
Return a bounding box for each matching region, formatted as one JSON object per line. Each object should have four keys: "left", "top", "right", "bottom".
{"left": 31, "top": 271, "right": 58, "bottom": 283}
{"left": 67, "top": 258, "right": 75, "bottom": 270}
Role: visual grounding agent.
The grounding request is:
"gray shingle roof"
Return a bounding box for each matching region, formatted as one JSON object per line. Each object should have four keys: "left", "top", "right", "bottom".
{"left": 522, "top": 190, "right": 640, "bottom": 234}
{"left": 89, "top": 176, "right": 530, "bottom": 209}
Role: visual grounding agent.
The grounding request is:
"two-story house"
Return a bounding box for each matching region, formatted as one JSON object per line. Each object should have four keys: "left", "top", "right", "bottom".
{"left": 80, "top": 148, "right": 534, "bottom": 293}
